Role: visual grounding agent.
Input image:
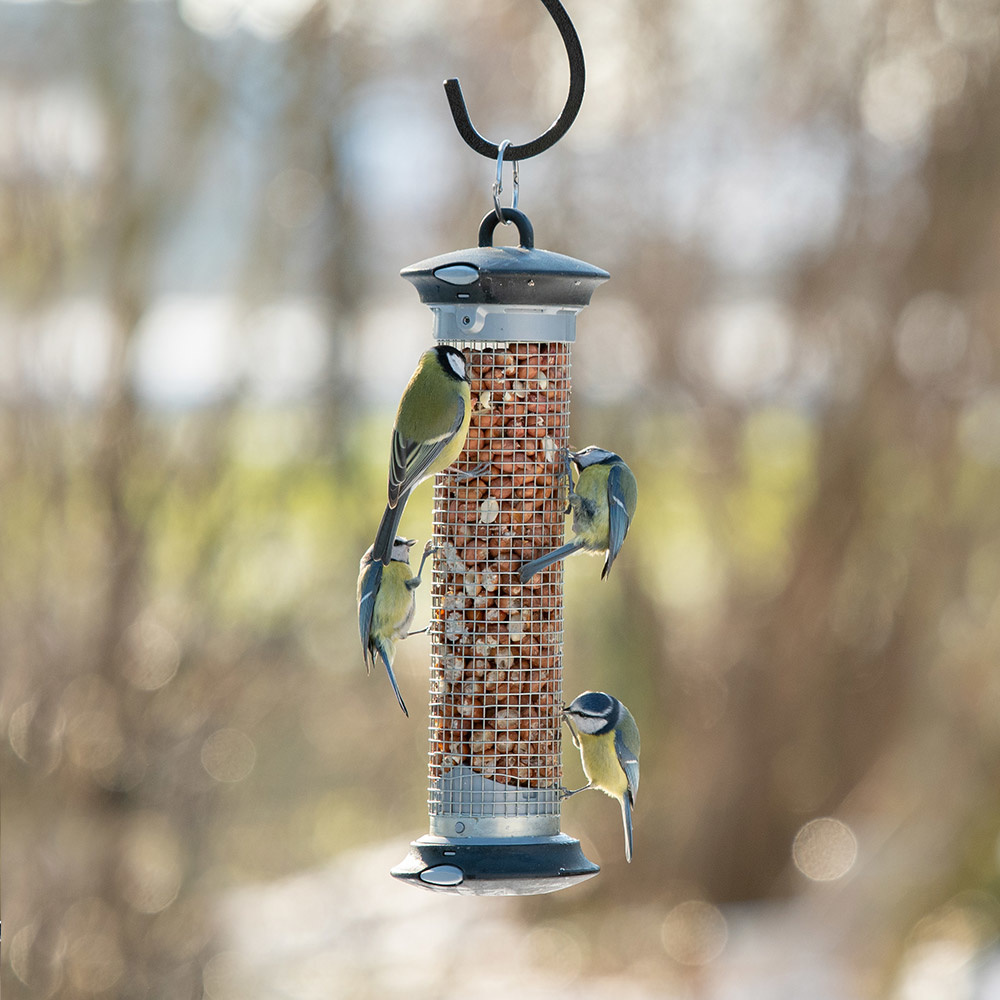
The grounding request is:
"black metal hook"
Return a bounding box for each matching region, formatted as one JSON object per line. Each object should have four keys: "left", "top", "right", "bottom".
{"left": 443, "top": 0, "right": 585, "bottom": 162}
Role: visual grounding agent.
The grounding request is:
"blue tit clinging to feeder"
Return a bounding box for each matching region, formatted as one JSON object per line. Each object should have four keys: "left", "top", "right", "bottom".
{"left": 519, "top": 446, "right": 637, "bottom": 583}
{"left": 370, "top": 345, "right": 472, "bottom": 567}
{"left": 357, "top": 537, "right": 433, "bottom": 717}
{"left": 563, "top": 691, "right": 641, "bottom": 863}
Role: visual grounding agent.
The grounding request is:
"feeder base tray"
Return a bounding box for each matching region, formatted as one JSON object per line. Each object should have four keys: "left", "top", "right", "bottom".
{"left": 391, "top": 834, "right": 599, "bottom": 896}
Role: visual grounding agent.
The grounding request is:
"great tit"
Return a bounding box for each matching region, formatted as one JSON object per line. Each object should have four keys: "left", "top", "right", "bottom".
{"left": 371, "top": 345, "right": 472, "bottom": 566}
{"left": 519, "top": 446, "right": 637, "bottom": 583}
{"left": 563, "top": 691, "right": 641, "bottom": 862}
{"left": 357, "top": 537, "right": 433, "bottom": 716}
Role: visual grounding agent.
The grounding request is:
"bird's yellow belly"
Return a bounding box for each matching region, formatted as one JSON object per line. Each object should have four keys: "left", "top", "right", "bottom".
{"left": 374, "top": 562, "right": 417, "bottom": 641}
{"left": 581, "top": 731, "right": 628, "bottom": 799}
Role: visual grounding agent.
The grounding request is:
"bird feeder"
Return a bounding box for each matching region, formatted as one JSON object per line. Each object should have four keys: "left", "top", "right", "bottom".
{"left": 390, "top": 209, "right": 608, "bottom": 894}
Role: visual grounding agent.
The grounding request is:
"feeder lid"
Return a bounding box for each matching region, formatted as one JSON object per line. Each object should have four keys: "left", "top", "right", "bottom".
{"left": 402, "top": 210, "right": 609, "bottom": 309}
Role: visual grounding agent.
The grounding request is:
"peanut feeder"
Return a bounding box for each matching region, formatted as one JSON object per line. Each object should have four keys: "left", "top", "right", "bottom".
{"left": 390, "top": 210, "right": 608, "bottom": 895}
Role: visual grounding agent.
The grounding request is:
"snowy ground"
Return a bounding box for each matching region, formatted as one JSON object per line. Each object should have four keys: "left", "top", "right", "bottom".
{"left": 210, "top": 840, "right": 888, "bottom": 1000}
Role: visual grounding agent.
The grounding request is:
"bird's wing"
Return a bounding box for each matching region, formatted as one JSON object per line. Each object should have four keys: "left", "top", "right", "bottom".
{"left": 357, "top": 559, "right": 382, "bottom": 671}
{"left": 602, "top": 463, "right": 632, "bottom": 578}
{"left": 615, "top": 728, "right": 640, "bottom": 805}
{"left": 388, "top": 396, "right": 465, "bottom": 506}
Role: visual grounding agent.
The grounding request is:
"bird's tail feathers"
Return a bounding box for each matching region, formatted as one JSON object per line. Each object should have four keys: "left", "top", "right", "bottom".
{"left": 518, "top": 540, "right": 586, "bottom": 583}
{"left": 622, "top": 793, "right": 633, "bottom": 863}
{"left": 377, "top": 642, "right": 409, "bottom": 717}
{"left": 372, "top": 493, "right": 410, "bottom": 566}
{"left": 601, "top": 549, "right": 617, "bottom": 580}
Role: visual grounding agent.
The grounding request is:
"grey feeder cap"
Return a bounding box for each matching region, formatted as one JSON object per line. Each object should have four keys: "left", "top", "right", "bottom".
{"left": 401, "top": 209, "right": 610, "bottom": 310}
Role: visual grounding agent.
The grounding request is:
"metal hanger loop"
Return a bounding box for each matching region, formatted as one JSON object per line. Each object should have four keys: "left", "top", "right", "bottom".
{"left": 492, "top": 140, "right": 520, "bottom": 222}
{"left": 443, "top": 0, "right": 585, "bottom": 162}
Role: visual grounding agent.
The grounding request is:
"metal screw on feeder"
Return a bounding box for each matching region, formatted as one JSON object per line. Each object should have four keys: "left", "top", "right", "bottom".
{"left": 390, "top": 0, "right": 607, "bottom": 895}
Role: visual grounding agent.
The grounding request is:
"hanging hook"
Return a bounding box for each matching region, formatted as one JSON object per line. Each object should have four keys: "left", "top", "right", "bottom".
{"left": 443, "top": 0, "right": 586, "bottom": 162}
{"left": 492, "top": 140, "right": 520, "bottom": 222}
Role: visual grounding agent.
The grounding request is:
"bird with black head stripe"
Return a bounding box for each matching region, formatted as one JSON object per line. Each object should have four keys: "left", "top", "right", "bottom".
{"left": 563, "top": 691, "right": 641, "bottom": 862}
{"left": 520, "top": 446, "right": 637, "bottom": 583}
{"left": 358, "top": 346, "right": 472, "bottom": 712}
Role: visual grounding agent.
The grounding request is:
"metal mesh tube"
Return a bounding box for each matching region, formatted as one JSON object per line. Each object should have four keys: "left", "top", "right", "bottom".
{"left": 427, "top": 341, "right": 571, "bottom": 836}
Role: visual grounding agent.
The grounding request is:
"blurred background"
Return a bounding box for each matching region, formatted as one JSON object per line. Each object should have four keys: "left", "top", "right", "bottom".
{"left": 4, "top": 0, "right": 1000, "bottom": 996}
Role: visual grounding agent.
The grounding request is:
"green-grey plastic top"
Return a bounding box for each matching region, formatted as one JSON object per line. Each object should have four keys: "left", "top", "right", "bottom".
{"left": 400, "top": 210, "right": 609, "bottom": 309}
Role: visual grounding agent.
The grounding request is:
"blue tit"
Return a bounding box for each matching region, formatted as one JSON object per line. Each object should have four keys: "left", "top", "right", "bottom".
{"left": 563, "top": 691, "right": 641, "bottom": 862}
{"left": 519, "top": 445, "right": 637, "bottom": 583}
{"left": 371, "top": 345, "right": 472, "bottom": 566}
{"left": 357, "top": 537, "right": 433, "bottom": 716}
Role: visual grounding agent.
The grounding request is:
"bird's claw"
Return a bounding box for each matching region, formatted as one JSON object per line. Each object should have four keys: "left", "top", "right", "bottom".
{"left": 407, "top": 538, "right": 436, "bottom": 586}
{"left": 454, "top": 461, "right": 490, "bottom": 481}
{"left": 561, "top": 448, "right": 577, "bottom": 511}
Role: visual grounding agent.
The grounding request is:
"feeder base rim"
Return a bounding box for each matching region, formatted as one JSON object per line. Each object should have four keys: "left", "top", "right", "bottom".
{"left": 390, "top": 833, "right": 600, "bottom": 896}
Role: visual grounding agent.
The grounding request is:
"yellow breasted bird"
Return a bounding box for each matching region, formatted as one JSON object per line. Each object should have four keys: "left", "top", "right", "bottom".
{"left": 371, "top": 345, "right": 472, "bottom": 566}
{"left": 357, "top": 537, "right": 433, "bottom": 716}
{"left": 563, "top": 691, "right": 641, "bottom": 862}
{"left": 519, "top": 446, "right": 637, "bottom": 583}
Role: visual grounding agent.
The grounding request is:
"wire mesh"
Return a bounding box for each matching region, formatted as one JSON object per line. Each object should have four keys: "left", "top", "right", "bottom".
{"left": 428, "top": 341, "right": 571, "bottom": 822}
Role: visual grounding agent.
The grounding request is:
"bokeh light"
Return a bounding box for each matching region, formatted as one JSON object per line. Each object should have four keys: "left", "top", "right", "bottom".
{"left": 124, "top": 613, "right": 181, "bottom": 692}
{"left": 522, "top": 924, "right": 584, "bottom": 988}
{"left": 661, "top": 900, "right": 729, "bottom": 966}
{"left": 893, "top": 895, "right": 1000, "bottom": 1000}
{"left": 682, "top": 298, "right": 794, "bottom": 399}
{"left": 959, "top": 390, "right": 1000, "bottom": 464}
{"left": 118, "top": 811, "right": 184, "bottom": 914}
{"left": 61, "top": 898, "right": 124, "bottom": 995}
{"left": 861, "top": 52, "right": 938, "bottom": 147}
{"left": 201, "top": 728, "right": 257, "bottom": 783}
{"left": 894, "top": 292, "right": 970, "bottom": 384}
{"left": 792, "top": 817, "right": 858, "bottom": 882}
